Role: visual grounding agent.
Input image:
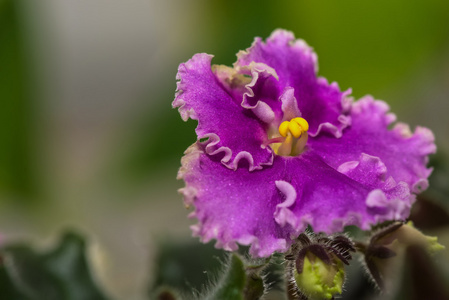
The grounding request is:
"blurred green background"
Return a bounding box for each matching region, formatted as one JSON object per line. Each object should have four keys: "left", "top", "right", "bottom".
{"left": 1, "top": 0, "right": 449, "bottom": 299}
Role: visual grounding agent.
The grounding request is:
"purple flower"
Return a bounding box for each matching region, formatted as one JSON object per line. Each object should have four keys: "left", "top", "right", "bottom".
{"left": 173, "top": 30, "right": 436, "bottom": 257}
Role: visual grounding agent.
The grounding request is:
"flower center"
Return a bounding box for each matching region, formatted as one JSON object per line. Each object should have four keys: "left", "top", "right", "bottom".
{"left": 267, "top": 117, "right": 309, "bottom": 157}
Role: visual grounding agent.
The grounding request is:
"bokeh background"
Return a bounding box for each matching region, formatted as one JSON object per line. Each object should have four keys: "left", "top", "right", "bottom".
{"left": 1, "top": 1, "right": 449, "bottom": 299}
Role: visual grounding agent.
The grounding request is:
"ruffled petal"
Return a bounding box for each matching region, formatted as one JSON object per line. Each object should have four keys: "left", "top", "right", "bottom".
{"left": 273, "top": 152, "right": 410, "bottom": 234}
{"left": 236, "top": 29, "right": 351, "bottom": 137}
{"left": 178, "top": 144, "right": 410, "bottom": 257}
{"left": 310, "top": 96, "right": 436, "bottom": 193}
{"left": 240, "top": 62, "right": 282, "bottom": 124}
{"left": 178, "top": 144, "right": 290, "bottom": 257}
{"left": 173, "top": 53, "right": 273, "bottom": 170}
{"left": 215, "top": 62, "right": 284, "bottom": 125}
{"left": 337, "top": 153, "right": 413, "bottom": 222}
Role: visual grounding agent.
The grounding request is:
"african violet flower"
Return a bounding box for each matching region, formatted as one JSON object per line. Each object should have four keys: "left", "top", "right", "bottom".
{"left": 174, "top": 30, "right": 435, "bottom": 257}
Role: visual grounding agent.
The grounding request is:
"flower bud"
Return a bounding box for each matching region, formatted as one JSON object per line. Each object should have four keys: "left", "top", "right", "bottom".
{"left": 285, "top": 232, "right": 355, "bottom": 300}
{"left": 293, "top": 252, "right": 344, "bottom": 299}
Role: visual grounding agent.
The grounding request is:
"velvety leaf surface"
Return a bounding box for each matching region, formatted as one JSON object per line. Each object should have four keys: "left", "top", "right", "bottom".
{"left": 208, "top": 254, "right": 246, "bottom": 300}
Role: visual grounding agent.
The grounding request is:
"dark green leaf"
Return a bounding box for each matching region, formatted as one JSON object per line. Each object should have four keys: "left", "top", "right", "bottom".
{"left": 243, "top": 272, "right": 264, "bottom": 300}
{"left": 0, "top": 258, "right": 29, "bottom": 300}
{"left": 150, "top": 239, "right": 226, "bottom": 296}
{"left": 2, "top": 231, "right": 108, "bottom": 300}
{"left": 207, "top": 254, "right": 246, "bottom": 300}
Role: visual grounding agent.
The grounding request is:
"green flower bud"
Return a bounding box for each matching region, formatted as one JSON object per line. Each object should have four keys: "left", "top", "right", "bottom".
{"left": 285, "top": 232, "right": 355, "bottom": 300}
{"left": 293, "top": 252, "right": 344, "bottom": 300}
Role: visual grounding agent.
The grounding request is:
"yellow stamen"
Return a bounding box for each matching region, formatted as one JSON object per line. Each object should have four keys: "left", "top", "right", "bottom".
{"left": 278, "top": 133, "right": 293, "bottom": 156}
{"left": 292, "top": 132, "right": 308, "bottom": 156}
{"left": 279, "top": 121, "right": 290, "bottom": 137}
{"left": 274, "top": 117, "right": 310, "bottom": 156}
{"left": 293, "top": 117, "right": 309, "bottom": 132}
{"left": 278, "top": 117, "right": 309, "bottom": 138}
{"left": 288, "top": 120, "right": 302, "bottom": 138}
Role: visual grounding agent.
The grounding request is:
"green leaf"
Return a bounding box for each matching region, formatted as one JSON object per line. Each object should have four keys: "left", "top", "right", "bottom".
{"left": 0, "top": 261, "right": 29, "bottom": 300}
{"left": 199, "top": 254, "right": 269, "bottom": 300}
{"left": 150, "top": 239, "right": 270, "bottom": 299}
{"left": 207, "top": 254, "right": 246, "bottom": 300}
{"left": 1, "top": 231, "right": 108, "bottom": 300}
{"left": 150, "top": 239, "right": 227, "bottom": 296}
{"left": 243, "top": 272, "right": 264, "bottom": 300}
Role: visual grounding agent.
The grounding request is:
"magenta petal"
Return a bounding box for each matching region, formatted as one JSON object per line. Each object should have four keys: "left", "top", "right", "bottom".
{"left": 241, "top": 63, "right": 282, "bottom": 124}
{"left": 272, "top": 152, "right": 411, "bottom": 234}
{"left": 310, "top": 96, "right": 436, "bottom": 193}
{"left": 178, "top": 144, "right": 412, "bottom": 257}
{"left": 173, "top": 53, "right": 273, "bottom": 170}
{"left": 178, "top": 144, "right": 291, "bottom": 257}
{"left": 237, "top": 29, "right": 351, "bottom": 137}
{"left": 337, "top": 153, "right": 413, "bottom": 222}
